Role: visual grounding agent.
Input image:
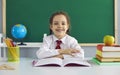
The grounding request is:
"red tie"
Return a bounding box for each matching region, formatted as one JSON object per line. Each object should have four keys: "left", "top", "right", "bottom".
{"left": 55, "top": 40, "right": 62, "bottom": 49}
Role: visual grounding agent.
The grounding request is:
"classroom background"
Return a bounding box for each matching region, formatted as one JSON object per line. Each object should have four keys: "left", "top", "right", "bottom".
{"left": 0, "top": 0, "right": 120, "bottom": 58}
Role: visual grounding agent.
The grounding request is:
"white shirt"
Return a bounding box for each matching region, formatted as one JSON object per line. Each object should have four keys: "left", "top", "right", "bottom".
{"left": 36, "top": 34, "right": 84, "bottom": 59}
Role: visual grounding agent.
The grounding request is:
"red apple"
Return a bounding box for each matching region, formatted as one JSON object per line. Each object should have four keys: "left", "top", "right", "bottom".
{"left": 103, "top": 35, "right": 115, "bottom": 46}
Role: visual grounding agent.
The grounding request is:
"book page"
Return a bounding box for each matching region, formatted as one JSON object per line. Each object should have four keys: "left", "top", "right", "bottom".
{"left": 62, "top": 58, "right": 91, "bottom": 67}
{"left": 33, "top": 58, "right": 62, "bottom": 67}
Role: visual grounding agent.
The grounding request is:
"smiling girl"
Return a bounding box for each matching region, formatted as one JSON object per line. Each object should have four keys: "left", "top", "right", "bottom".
{"left": 36, "top": 11, "right": 84, "bottom": 59}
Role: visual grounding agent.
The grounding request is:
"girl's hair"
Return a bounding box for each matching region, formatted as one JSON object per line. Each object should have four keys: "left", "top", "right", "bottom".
{"left": 49, "top": 11, "right": 70, "bottom": 34}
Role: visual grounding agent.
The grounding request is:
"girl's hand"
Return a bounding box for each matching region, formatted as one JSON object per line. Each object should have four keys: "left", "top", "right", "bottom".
{"left": 59, "top": 49, "right": 80, "bottom": 56}
{"left": 53, "top": 54, "right": 63, "bottom": 59}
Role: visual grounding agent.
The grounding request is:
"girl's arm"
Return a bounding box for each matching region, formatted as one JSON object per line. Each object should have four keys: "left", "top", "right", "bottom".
{"left": 59, "top": 38, "right": 84, "bottom": 59}
{"left": 36, "top": 37, "right": 59, "bottom": 59}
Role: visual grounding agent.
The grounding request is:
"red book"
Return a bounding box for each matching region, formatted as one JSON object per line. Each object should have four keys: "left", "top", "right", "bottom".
{"left": 97, "top": 44, "right": 120, "bottom": 52}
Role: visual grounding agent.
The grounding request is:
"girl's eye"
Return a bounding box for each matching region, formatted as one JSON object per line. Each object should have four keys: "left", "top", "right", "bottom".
{"left": 54, "top": 22, "right": 59, "bottom": 25}
{"left": 62, "top": 23, "right": 65, "bottom": 25}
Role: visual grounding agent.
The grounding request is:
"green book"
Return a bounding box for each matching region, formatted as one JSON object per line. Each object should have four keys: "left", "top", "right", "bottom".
{"left": 91, "top": 58, "right": 120, "bottom": 65}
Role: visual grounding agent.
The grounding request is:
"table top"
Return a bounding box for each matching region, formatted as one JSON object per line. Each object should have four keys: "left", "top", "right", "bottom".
{"left": 0, "top": 58, "right": 120, "bottom": 75}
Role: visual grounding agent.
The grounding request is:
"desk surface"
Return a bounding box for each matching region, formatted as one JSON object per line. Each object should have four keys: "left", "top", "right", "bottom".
{"left": 0, "top": 58, "right": 120, "bottom": 75}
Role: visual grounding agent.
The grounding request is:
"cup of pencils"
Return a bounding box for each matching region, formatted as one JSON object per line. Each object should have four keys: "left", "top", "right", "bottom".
{"left": 4, "top": 38, "right": 20, "bottom": 62}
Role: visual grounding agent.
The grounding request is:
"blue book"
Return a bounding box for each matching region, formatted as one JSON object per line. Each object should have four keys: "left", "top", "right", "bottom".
{"left": 91, "top": 58, "right": 120, "bottom": 65}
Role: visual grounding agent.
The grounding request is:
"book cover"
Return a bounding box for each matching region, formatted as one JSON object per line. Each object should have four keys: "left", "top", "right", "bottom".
{"left": 96, "top": 50, "right": 120, "bottom": 57}
{"left": 91, "top": 58, "right": 120, "bottom": 65}
{"left": 32, "top": 57, "right": 91, "bottom": 67}
{"left": 96, "top": 55, "right": 120, "bottom": 62}
{"left": 97, "top": 44, "right": 120, "bottom": 51}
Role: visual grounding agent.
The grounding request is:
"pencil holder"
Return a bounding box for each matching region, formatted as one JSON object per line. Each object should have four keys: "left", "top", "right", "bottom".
{"left": 7, "top": 46, "right": 20, "bottom": 62}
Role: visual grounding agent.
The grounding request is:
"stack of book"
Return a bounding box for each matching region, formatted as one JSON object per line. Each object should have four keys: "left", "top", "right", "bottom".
{"left": 95, "top": 44, "right": 120, "bottom": 62}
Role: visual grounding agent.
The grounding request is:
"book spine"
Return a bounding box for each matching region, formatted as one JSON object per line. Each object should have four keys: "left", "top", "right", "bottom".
{"left": 97, "top": 44, "right": 103, "bottom": 51}
{"left": 96, "top": 50, "right": 102, "bottom": 57}
{"left": 96, "top": 54, "right": 120, "bottom": 62}
{"left": 96, "top": 54, "right": 102, "bottom": 62}
{"left": 96, "top": 50, "right": 120, "bottom": 57}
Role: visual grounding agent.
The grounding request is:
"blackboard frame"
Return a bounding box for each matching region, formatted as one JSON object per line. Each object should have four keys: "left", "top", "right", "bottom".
{"left": 2, "top": 0, "right": 118, "bottom": 46}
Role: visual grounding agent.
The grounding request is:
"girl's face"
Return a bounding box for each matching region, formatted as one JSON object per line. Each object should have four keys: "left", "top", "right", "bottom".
{"left": 50, "top": 15, "right": 69, "bottom": 39}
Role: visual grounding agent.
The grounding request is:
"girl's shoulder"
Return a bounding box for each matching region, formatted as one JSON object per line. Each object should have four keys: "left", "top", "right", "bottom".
{"left": 66, "top": 35, "right": 78, "bottom": 42}
{"left": 65, "top": 35, "right": 79, "bottom": 44}
{"left": 66, "top": 35, "right": 76, "bottom": 40}
{"left": 44, "top": 34, "right": 53, "bottom": 40}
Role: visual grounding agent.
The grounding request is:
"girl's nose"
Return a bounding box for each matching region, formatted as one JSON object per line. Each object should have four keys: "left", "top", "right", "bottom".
{"left": 58, "top": 24, "right": 62, "bottom": 27}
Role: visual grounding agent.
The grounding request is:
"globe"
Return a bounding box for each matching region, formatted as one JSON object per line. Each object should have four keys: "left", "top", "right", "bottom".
{"left": 11, "top": 24, "right": 27, "bottom": 45}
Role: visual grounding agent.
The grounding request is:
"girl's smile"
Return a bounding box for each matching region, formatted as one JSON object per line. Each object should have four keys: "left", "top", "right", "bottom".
{"left": 55, "top": 29, "right": 65, "bottom": 32}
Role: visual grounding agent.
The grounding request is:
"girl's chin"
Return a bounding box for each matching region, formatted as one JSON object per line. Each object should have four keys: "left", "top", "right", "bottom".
{"left": 55, "top": 34, "right": 66, "bottom": 38}
{"left": 56, "top": 33, "right": 65, "bottom": 35}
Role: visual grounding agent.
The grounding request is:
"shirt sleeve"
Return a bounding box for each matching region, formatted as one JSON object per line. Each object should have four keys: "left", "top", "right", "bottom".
{"left": 63, "top": 38, "right": 84, "bottom": 59}
{"left": 36, "top": 37, "right": 59, "bottom": 59}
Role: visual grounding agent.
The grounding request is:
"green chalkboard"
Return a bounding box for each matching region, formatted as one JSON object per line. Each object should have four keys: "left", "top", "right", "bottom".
{"left": 6, "top": 0, "right": 115, "bottom": 44}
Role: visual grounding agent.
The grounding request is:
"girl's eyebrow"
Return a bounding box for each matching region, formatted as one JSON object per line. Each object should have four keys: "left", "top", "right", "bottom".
{"left": 53, "top": 21, "right": 66, "bottom": 23}
{"left": 53, "top": 21, "right": 58, "bottom": 23}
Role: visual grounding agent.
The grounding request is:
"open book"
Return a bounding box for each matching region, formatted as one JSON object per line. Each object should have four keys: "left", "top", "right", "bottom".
{"left": 32, "top": 57, "right": 91, "bottom": 67}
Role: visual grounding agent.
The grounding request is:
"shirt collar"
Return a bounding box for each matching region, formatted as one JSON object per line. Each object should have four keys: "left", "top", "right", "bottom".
{"left": 52, "top": 34, "right": 68, "bottom": 44}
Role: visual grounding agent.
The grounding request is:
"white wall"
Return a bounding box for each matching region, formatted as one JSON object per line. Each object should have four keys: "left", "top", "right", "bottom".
{"left": 0, "top": 0, "right": 2, "bottom": 31}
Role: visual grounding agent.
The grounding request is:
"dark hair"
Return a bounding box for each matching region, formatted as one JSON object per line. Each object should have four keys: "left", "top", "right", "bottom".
{"left": 49, "top": 11, "right": 70, "bottom": 34}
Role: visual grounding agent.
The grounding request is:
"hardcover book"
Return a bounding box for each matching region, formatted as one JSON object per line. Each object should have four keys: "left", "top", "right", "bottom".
{"left": 92, "top": 58, "right": 120, "bottom": 65}
{"left": 96, "top": 50, "right": 120, "bottom": 57}
{"left": 96, "top": 55, "right": 120, "bottom": 62}
{"left": 97, "top": 44, "right": 120, "bottom": 51}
